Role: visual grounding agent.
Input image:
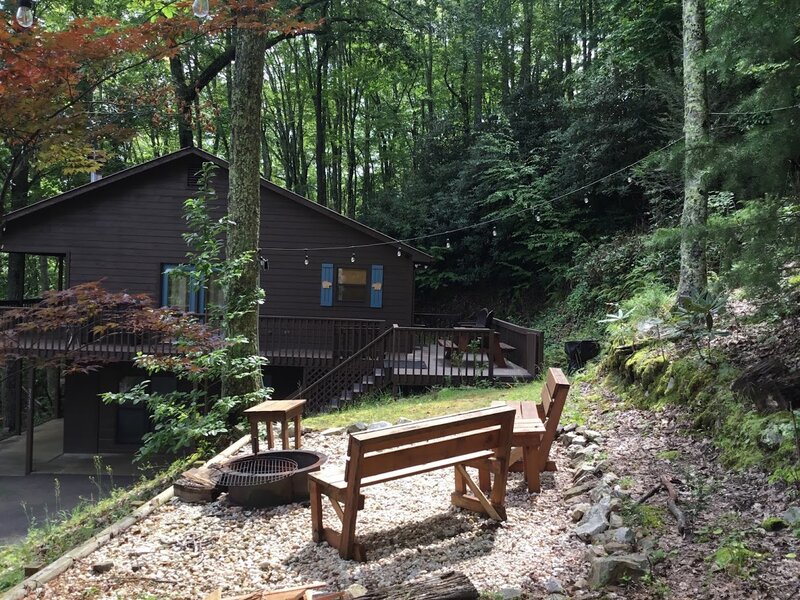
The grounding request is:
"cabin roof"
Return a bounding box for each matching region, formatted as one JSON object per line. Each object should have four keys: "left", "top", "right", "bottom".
{"left": 4, "top": 147, "right": 432, "bottom": 262}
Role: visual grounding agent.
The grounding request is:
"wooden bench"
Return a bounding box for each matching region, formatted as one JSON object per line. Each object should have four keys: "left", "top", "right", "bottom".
{"left": 489, "top": 367, "right": 570, "bottom": 492}
{"left": 308, "top": 405, "right": 517, "bottom": 561}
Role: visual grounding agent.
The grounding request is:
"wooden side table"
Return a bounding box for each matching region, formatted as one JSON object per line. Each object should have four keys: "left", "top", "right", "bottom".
{"left": 244, "top": 399, "right": 307, "bottom": 453}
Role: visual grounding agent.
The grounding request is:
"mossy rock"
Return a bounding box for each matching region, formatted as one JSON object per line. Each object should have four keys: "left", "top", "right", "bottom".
{"left": 762, "top": 517, "right": 788, "bottom": 532}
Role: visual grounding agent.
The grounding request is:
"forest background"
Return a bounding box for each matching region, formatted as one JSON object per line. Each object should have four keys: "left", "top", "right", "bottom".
{"left": 1, "top": 0, "right": 798, "bottom": 366}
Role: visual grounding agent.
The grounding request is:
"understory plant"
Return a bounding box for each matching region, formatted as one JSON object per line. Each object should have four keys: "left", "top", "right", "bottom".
{"left": 102, "top": 163, "right": 270, "bottom": 461}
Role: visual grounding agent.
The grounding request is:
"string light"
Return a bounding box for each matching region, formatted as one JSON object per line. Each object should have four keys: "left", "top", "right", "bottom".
{"left": 257, "top": 251, "right": 269, "bottom": 271}
{"left": 16, "top": 0, "right": 33, "bottom": 27}
{"left": 627, "top": 176, "right": 633, "bottom": 183}
{"left": 445, "top": 238, "right": 451, "bottom": 249}
{"left": 350, "top": 252, "right": 356, "bottom": 263}
{"left": 192, "top": 0, "right": 209, "bottom": 17}
{"left": 304, "top": 249, "right": 309, "bottom": 266}
{"left": 492, "top": 227, "right": 497, "bottom": 237}
{"left": 256, "top": 138, "right": 683, "bottom": 255}
{"left": 535, "top": 214, "right": 541, "bottom": 222}
{"left": 397, "top": 246, "right": 402, "bottom": 257}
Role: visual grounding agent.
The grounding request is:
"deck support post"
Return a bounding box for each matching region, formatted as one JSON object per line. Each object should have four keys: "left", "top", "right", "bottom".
{"left": 25, "top": 363, "right": 35, "bottom": 475}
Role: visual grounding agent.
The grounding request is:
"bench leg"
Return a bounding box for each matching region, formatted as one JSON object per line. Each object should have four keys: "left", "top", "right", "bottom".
{"left": 454, "top": 465, "right": 467, "bottom": 494}
{"left": 249, "top": 418, "right": 260, "bottom": 454}
{"left": 339, "top": 498, "right": 361, "bottom": 561}
{"left": 523, "top": 446, "right": 541, "bottom": 493}
{"left": 478, "top": 467, "right": 491, "bottom": 494}
{"left": 309, "top": 479, "right": 324, "bottom": 543}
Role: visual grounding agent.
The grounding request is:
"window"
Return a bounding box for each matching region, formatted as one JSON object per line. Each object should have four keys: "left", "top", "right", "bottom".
{"left": 337, "top": 267, "right": 368, "bottom": 303}
{"left": 160, "top": 264, "right": 223, "bottom": 313}
{"left": 320, "top": 263, "right": 383, "bottom": 308}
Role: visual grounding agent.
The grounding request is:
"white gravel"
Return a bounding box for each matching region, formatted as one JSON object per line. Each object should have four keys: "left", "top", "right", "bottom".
{"left": 26, "top": 430, "right": 587, "bottom": 599}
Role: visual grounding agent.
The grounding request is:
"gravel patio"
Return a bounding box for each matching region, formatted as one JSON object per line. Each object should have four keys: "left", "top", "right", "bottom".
{"left": 23, "top": 428, "right": 585, "bottom": 599}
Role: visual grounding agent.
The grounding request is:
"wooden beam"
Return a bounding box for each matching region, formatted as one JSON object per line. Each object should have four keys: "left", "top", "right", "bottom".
{"left": 455, "top": 464, "right": 501, "bottom": 521}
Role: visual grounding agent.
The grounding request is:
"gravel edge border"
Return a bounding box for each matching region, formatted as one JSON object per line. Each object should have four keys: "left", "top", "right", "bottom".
{"left": 2, "top": 434, "right": 253, "bottom": 600}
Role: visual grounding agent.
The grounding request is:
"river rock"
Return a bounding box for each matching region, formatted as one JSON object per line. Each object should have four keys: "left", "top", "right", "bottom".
{"left": 367, "top": 421, "right": 392, "bottom": 430}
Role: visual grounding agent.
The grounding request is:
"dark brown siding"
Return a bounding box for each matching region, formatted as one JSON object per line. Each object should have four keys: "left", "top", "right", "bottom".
{"left": 2, "top": 155, "right": 416, "bottom": 326}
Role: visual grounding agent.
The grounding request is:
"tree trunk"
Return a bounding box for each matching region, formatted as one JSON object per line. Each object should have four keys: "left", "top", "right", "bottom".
{"left": 224, "top": 18, "right": 268, "bottom": 398}
{"left": 3, "top": 152, "right": 29, "bottom": 431}
{"left": 678, "top": 0, "right": 709, "bottom": 298}
{"left": 472, "top": 0, "right": 484, "bottom": 129}
{"left": 519, "top": 0, "right": 533, "bottom": 88}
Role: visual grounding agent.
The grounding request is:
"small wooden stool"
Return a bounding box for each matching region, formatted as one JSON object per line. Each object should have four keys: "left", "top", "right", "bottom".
{"left": 244, "top": 399, "right": 307, "bottom": 453}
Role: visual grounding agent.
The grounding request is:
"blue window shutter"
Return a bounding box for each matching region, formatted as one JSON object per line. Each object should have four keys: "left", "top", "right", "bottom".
{"left": 370, "top": 264, "right": 384, "bottom": 308}
{"left": 160, "top": 266, "right": 171, "bottom": 307}
{"left": 320, "top": 263, "right": 334, "bottom": 306}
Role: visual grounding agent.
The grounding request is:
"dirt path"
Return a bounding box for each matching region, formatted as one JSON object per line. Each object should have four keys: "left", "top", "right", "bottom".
{"left": 581, "top": 380, "right": 800, "bottom": 599}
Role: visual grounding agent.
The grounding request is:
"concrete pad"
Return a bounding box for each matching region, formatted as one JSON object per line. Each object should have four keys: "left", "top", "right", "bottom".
{"left": 0, "top": 472, "right": 136, "bottom": 545}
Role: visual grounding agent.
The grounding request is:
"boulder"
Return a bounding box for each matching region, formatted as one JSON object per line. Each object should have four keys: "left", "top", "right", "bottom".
{"left": 92, "top": 561, "right": 114, "bottom": 574}
{"left": 346, "top": 422, "right": 369, "bottom": 433}
{"left": 497, "top": 586, "right": 523, "bottom": 599}
{"left": 610, "top": 527, "right": 636, "bottom": 546}
{"left": 564, "top": 481, "right": 597, "bottom": 500}
{"left": 571, "top": 503, "right": 591, "bottom": 522}
{"left": 575, "top": 499, "right": 612, "bottom": 541}
{"left": 367, "top": 420, "right": 393, "bottom": 430}
{"left": 321, "top": 427, "right": 345, "bottom": 436}
{"left": 781, "top": 506, "right": 800, "bottom": 526}
{"left": 590, "top": 483, "right": 614, "bottom": 503}
{"left": 609, "top": 513, "right": 624, "bottom": 528}
{"left": 396, "top": 417, "right": 414, "bottom": 425}
{"left": 544, "top": 577, "right": 565, "bottom": 594}
{"left": 588, "top": 553, "right": 649, "bottom": 588}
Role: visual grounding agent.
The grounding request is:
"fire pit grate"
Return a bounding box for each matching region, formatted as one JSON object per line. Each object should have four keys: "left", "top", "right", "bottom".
{"left": 217, "top": 455, "right": 299, "bottom": 488}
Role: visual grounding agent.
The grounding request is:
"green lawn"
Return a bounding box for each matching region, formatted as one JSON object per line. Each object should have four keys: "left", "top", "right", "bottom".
{"left": 304, "top": 383, "right": 545, "bottom": 430}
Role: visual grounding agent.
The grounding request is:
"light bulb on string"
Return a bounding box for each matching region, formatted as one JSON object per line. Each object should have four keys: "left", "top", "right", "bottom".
{"left": 492, "top": 227, "right": 497, "bottom": 238}
{"left": 627, "top": 176, "right": 633, "bottom": 183}
{"left": 16, "top": 0, "right": 34, "bottom": 27}
{"left": 192, "top": 0, "right": 209, "bottom": 17}
{"left": 445, "top": 238, "right": 451, "bottom": 249}
{"left": 584, "top": 196, "right": 589, "bottom": 204}
{"left": 535, "top": 214, "right": 541, "bottom": 222}
{"left": 304, "top": 250, "right": 309, "bottom": 266}
{"left": 350, "top": 252, "right": 356, "bottom": 263}
{"left": 397, "top": 246, "right": 402, "bottom": 257}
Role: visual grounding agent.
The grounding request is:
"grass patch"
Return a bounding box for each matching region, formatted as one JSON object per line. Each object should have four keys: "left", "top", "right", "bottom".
{"left": 623, "top": 501, "right": 667, "bottom": 534}
{"left": 304, "top": 383, "right": 545, "bottom": 430}
{"left": 656, "top": 450, "right": 681, "bottom": 461}
{"left": 0, "top": 456, "right": 196, "bottom": 593}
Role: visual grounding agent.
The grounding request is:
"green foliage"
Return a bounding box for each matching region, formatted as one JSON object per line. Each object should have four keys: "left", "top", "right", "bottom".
{"left": 708, "top": 536, "right": 765, "bottom": 578}
{"left": 622, "top": 501, "right": 666, "bottom": 534}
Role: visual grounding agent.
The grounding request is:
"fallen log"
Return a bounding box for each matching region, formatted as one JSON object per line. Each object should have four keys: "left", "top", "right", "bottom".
{"left": 660, "top": 474, "right": 687, "bottom": 535}
{"left": 359, "top": 571, "right": 479, "bottom": 600}
{"left": 634, "top": 482, "right": 663, "bottom": 506}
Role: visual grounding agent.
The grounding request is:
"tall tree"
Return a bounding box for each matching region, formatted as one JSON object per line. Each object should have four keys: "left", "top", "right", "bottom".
{"left": 678, "top": 0, "right": 709, "bottom": 297}
{"left": 224, "top": 12, "right": 270, "bottom": 397}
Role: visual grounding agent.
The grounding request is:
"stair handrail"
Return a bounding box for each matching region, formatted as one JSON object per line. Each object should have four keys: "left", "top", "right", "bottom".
{"left": 291, "top": 325, "right": 396, "bottom": 411}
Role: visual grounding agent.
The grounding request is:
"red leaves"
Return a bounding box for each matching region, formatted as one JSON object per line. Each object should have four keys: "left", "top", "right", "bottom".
{"left": 0, "top": 281, "right": 224, "bottom": 372}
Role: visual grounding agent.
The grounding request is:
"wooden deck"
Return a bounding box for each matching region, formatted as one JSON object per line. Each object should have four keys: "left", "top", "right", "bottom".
{"left": 389, "top": 343, "right": 533, "bottom": 383}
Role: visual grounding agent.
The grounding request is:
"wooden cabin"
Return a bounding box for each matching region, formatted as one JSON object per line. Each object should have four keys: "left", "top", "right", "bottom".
{"left": 0, "top": 148, "right": 542, "bottom": 457}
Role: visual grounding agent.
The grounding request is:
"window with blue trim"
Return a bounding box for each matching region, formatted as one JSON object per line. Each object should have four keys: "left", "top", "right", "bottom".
{"left": 161, "top": 264, "right": 223, "bottom": 313}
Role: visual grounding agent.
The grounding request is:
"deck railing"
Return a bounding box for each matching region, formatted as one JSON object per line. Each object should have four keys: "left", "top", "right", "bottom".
{"left": 259, "top": 315, "right": 385, "bottom": 365}
{"left": 493, "top": 318, "right": 544, "bottom": 377}
{"left": 0, "top": 307, "right": 183, "bottom": 360}
{"left": 293, "top": 325, "right": 495, "bottom": 412}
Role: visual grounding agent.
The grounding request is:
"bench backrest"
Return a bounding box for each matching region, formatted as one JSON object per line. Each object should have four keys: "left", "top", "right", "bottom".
{"left": 344, "top": 405, "right": 516, "bottom": 487}
{"left": 539, "top": 367, "right": 570, "bottom": 457}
